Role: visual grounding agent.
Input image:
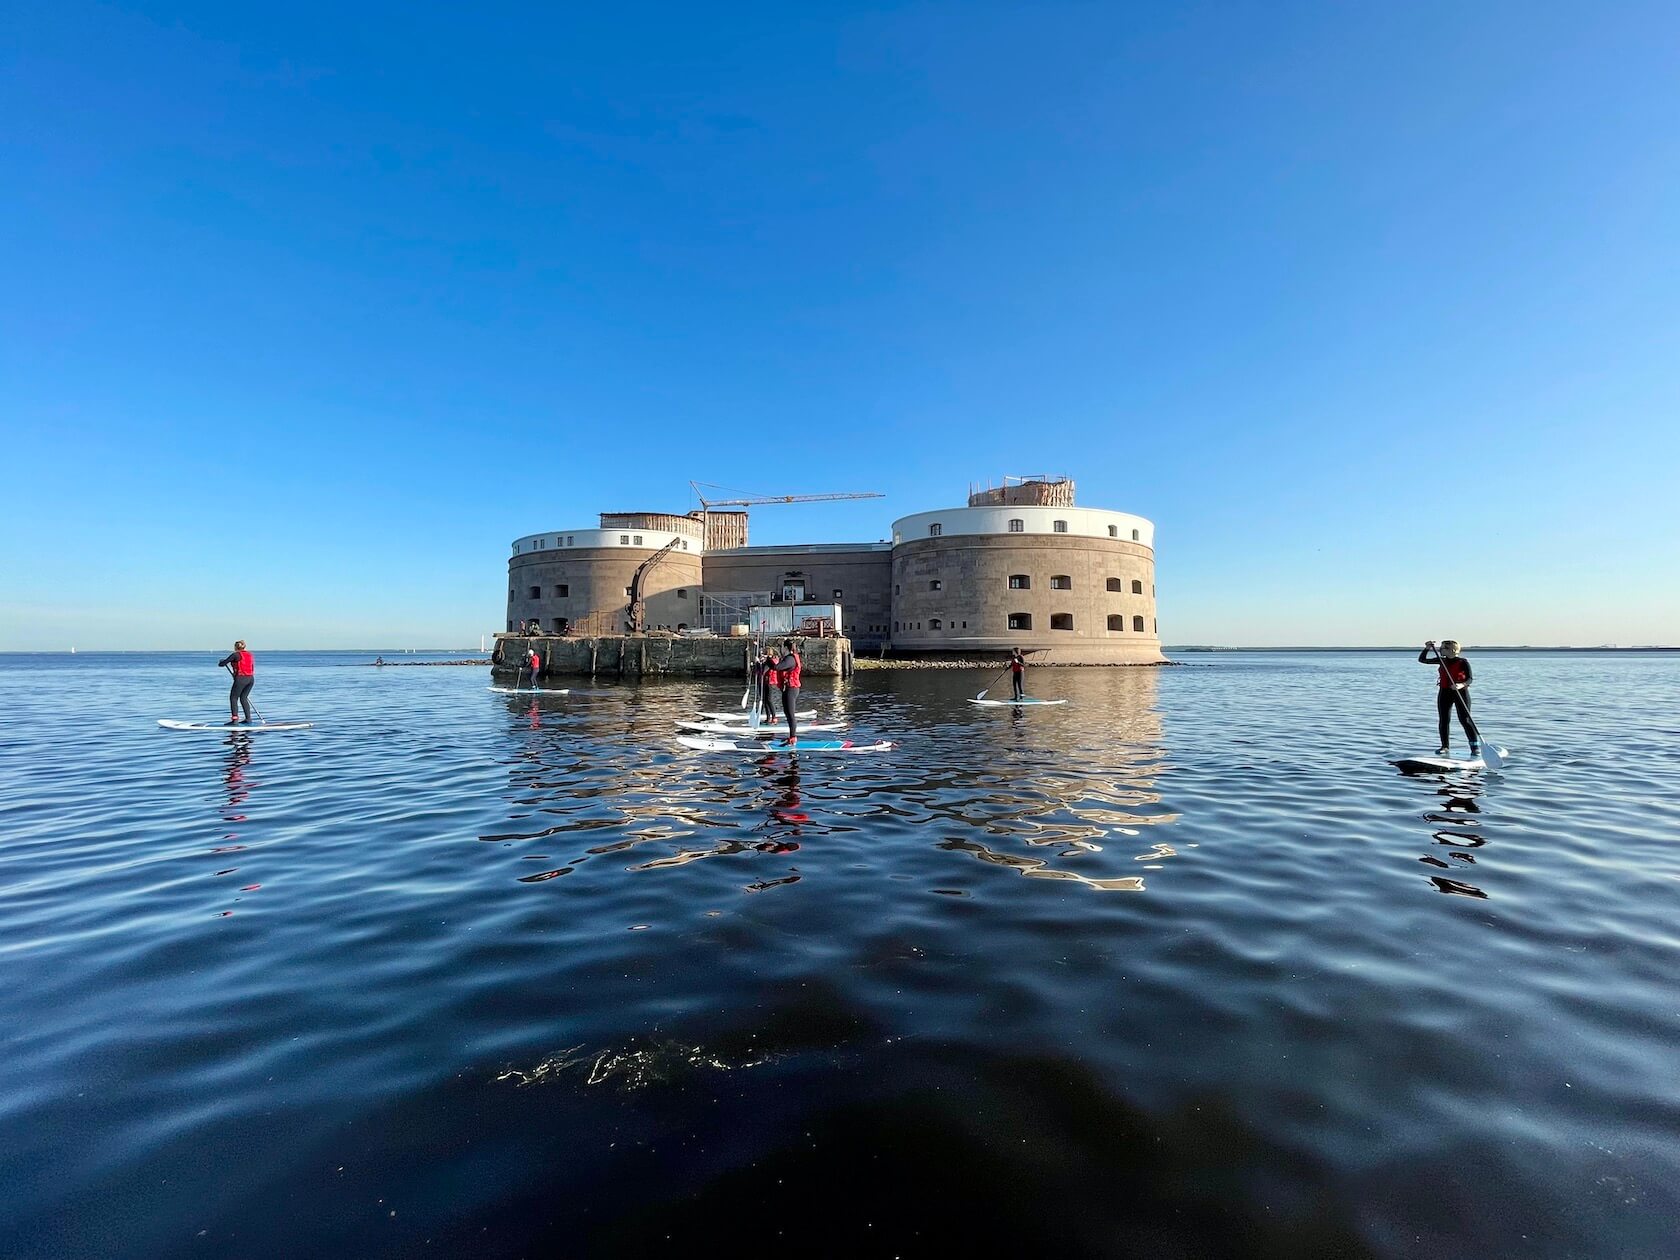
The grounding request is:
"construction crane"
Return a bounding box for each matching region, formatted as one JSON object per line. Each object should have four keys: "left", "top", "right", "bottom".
{"left": 625, "top": 536, "right": 683, "bottom": 634}
{"left": 689, "top": 483, "right": 884, "bottom": 552}
{"left": 688, "top": 482, "right": 884, "bottom": 510}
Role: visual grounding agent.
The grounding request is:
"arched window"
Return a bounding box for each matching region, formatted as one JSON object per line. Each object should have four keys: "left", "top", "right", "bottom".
{"left": 1108, "top": 525, "right": 1118, "bottom": 538}
{"left": 1050, "top": 575, "right": 1071, "bottom": 590}
{"left": 1107, "top": 614, "right": 1124, "bottom": 631}
{"left": 528, "top": 586, "right": 541, "bottom": 599}
{"left": 1053, "top": 520, "right": 1068, "bottom": 533}
{"left": 1008, "top": 612, "right": 1033, "bottom": 630}
{"left": 554, "top": 584, "right": 569, "bottom": 598}
{"left": 928, "top": 522, "right": 943, "bottom": 537}
{"left": 1132, "top": 529, "right": 1140, "bottom": 541}
{"left": 1008, "top": 574, "right": 1031, "bottom": 590}
{"left": 929, "top": 618, "right": 942, "bottom": 630}
{"left": 1133, "top": 615, "right": 1145, "bottom": 632}
{"left": 1131, "top": 579, "right": 1143, "bottom": 594}
{"left": 1008, "top": 518, "right": 1024, "bottom": 533}
{"left": 1106, "top": 577, "right": 1122, "bottom": 592}
{"left": 929, "top": 579, "right": 942, "bottom": 591}
{"left": 1051, "top": 613, "right": 1074, "bottom": 631}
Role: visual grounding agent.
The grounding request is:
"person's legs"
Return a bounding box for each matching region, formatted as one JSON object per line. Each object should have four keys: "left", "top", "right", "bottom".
{"left": 1012, "top": 671, "right": 1024, "bottom": 700}
{"left": 230, "top": 677, "right": 241, "bottom": 722}
{"left": 781, "top": 688, "right": 798, "bottom": 742}
{"left": 1436, "top": 690, "right": 1453, "bottom": 750}
{"left": 1452, "top": 691, "right": 1480, "bottom": 748}
{"left": 234, "top": 677, "right": 254, "bottom": 722}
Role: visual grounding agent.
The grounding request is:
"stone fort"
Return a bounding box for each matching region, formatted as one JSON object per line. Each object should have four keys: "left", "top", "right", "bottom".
{"left": 505, "top": 476, "right": 1162, "bottom": 664}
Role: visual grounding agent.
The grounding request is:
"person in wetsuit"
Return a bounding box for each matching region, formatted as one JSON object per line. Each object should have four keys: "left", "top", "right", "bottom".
{"left": 773, "top": 639, "right": 803, "bottom": 745}
{"left": 218, "top": 640, "right": 255, "bottom": 724}
{"left": 1008, "top": 648, "right": 1027, "bottom": 701}
{"left": 1418, "top": 639, "right": 1479, "bottom": 756}
{"left": 756, "top": 645, "right": 780, "bottom": 725}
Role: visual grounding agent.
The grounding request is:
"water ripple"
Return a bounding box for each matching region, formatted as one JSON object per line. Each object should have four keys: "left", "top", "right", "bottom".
{"left": 2, "top": 650, "right": 1679, "bottom": 1258}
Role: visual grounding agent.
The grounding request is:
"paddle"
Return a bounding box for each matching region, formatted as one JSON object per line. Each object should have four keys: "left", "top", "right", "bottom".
{"left": 1427, "top": 642, "right": 1503, "bottom": 769}
{"left": 976, "top": 649, "right": 1042, "bottom": 700}
{"left": 747, "top": 642, "right": 766, "bottom": 731}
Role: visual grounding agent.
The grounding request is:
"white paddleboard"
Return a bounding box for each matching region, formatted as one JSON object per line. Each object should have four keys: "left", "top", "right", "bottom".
{"left": 1392, "top": 748, "right": 1508, "bottom": 773}
{"left": 159, "top": 719, "right": 314, "bottom": 732}
{"left": 966, "top": 697, "right": 1068, "bottom": 707}
{"left": 696, "top": 710, "right": 817, "bottom": 724}
{"left": 675, "top": 718, "right": 846, "bottom": 736}
{"left": 488, "top": 686, "right": 570, "bottom": 695}
{"left": 676, "top": 735, "right": 891, "bottom": 754}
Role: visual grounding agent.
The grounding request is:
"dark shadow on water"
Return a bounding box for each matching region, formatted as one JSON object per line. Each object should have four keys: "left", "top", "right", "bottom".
{"left": 400, "top": 1042, "right": 1374, "bottom": 1259}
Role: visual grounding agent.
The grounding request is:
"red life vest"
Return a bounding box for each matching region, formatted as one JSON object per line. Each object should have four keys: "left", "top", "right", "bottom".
{"left": 527, "top": 651, "right": 541, "bottom": 671}
{"left": 781, "top": 653, "right": 802, "bottom": 688}
{"left": 234, "top": 651, "right": 254, "bottom": 676}
{"left": 764, "top": 665, "right": 779, "bottom": 687}
{"left": 1437, "top": 658, "right": 1468, "bottom": 689}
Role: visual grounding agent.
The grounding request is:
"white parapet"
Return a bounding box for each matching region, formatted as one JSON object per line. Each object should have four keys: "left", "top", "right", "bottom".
{"left": 890, "top": 505, "right": 1153, "bottom": 547}
{"left": 511, "top": 529, "right": 703, "bottom": 556}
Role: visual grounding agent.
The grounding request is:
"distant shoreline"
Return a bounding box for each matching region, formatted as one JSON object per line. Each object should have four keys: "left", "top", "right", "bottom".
{"left": 1168, "top": 645, "right": 1679, "bottom": 653}
{"left": 2, "top": 645, "right": 1674, "bottom": 655}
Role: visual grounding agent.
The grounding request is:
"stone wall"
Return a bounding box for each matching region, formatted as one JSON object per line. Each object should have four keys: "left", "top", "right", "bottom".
{"left": 508, "top": 546, "right": 703, "bottom": 634}
{"left": 891, "top": 534, "right": 1163, "bottom": 663}
{"left": 492, "top": 634, "right": 853, "bottom": 679}
{"left": 702, "top": 546, "right": 893, "bottom": 650}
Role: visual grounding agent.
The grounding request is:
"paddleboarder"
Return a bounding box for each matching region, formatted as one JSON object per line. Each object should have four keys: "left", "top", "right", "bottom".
{"left": 1418, "top": 640, "right": 1480, "bottom": 757}
{"left": 218, "top": 640, "right": 256, "bottom": 724}
{"left": 773, "top": 639, "right": 803, "bottom": 745}
{"left": 1008, "top": 648, "right": 1027, "bottom": 701}
{"left": 756, "top": 645, "right": 780, "bottom": 725}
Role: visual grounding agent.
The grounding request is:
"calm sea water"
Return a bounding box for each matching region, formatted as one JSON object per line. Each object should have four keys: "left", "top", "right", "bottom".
{"left": 2, "top": 650, "right": 1678, "bottom": 1258}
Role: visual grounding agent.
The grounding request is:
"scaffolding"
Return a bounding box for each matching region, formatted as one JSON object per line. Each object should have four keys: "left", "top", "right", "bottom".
{"left": 698, "top": 591, "right": 772, "bottom": 636}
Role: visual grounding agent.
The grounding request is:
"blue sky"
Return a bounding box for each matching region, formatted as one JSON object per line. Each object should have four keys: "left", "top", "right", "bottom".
{"left": 3, "top": 1, "right": 1677, "bottom": 648}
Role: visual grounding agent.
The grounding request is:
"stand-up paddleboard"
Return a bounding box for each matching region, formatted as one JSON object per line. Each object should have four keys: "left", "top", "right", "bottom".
{"left": 159, "top": 719, "right": 314, "bottom": 732}
{"left": 677, "top": 734, "right": 891, "bottom": 754}
{"left": 696, "top": 710, "right": 816, "bottom": 724}
{"left": 966, "top": 697, "right": 1067, "bottom": 707}
{"left": 1392, "top": 747, "right": 1509, "bottom": 774}
{"left": 676, "top": 718, "right": 846, "bottom": 736}
{"left": 488, "top": 686, "right": 571, "bottom": 695}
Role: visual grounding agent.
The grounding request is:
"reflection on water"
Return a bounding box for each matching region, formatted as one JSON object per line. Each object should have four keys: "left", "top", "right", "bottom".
{"left": 3, "top": 650, "right": 1680, "bottom": 1258}
{"left": 1409, "top": 778, "right": 1493, "bottom": 898}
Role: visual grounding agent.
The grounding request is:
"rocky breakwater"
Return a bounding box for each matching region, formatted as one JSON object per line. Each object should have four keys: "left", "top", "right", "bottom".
{"left": 492, "top": 634, "right": 852, "bottom": 680}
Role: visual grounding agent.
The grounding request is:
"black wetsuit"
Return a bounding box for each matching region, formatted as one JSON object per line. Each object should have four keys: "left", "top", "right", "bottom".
{"left": 1419, "top": 649, "right": 1478, "bottom": 748}
{"left": 219, "top": 651, "right": 255, "bottom": 721}
{"left": 774, "top": 652, "right": 802, "bottom": 743}
{"left": 757, "top": 657, "right": 779, "bottom": 723}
